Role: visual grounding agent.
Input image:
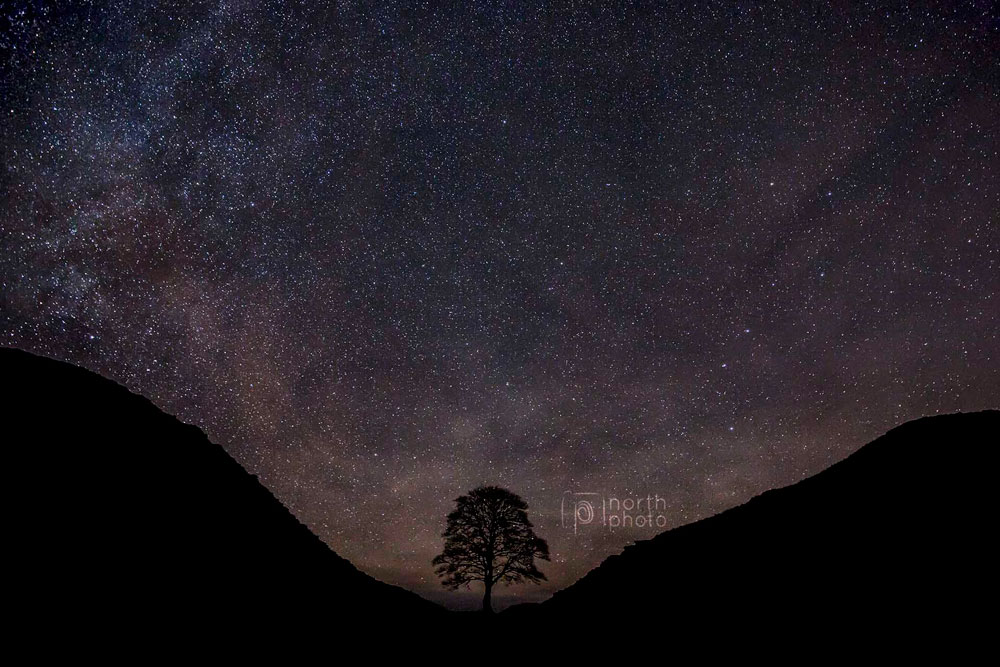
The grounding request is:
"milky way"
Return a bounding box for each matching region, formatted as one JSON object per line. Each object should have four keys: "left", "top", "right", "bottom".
{"left": 2, "top": 1, "right": 998, "bottom": 609}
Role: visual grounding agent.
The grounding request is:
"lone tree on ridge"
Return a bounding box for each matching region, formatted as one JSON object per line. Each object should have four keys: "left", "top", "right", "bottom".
{"left": 432, "top": 485, "right": 550, "bottom": 613}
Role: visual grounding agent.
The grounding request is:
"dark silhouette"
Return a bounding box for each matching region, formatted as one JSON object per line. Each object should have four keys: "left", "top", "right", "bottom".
{"left": 1, "top": 347, "right": 445, "bottom": 647}
{"left": 3, "top": 346, "right": 996, "bottom": 653}
{"left": 433, "top": 485, "right": 550, "bottom": 613}
{"left": 503, "top": 409, "right": 999, "bottom": 648}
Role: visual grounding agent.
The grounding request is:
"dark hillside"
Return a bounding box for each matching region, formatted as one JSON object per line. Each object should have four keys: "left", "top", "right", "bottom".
{"left": 507, "top": 409, "right": 999, "bottom": 643}
{"left": 1, "top": 347, "right": 444, "bottom": 639}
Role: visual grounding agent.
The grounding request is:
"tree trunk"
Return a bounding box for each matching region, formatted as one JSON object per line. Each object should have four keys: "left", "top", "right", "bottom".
{"left": 482, "top": 580, "right": 493, "bottom": 613}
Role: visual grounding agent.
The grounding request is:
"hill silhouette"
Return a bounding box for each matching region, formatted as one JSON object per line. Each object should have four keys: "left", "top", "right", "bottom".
{"left": 4, "top": 347, "right": 995, "bottom": 651}
{"left": 505, "top": 409, "right": 998, "bottom": 645}
{"left": 1, "top": 347, "right": 444, "bottom": 642}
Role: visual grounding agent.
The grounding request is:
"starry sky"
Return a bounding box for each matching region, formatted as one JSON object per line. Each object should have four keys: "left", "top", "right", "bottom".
{"left": 2, "top": 1, "right": 998, "bottom": 610}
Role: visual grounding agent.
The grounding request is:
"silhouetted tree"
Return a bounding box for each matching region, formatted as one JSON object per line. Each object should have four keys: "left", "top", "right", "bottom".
{"left": 432, "top": 485, "right": 550, "bottom": 613}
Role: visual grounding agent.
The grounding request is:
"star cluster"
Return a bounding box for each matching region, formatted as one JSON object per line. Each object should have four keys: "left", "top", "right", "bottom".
{"left": 2, "top": 1, "right": 998, "bottom": 609}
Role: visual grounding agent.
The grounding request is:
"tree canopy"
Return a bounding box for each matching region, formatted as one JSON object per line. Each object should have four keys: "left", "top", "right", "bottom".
{"left": 432, "top": 485, "right": 550, "bottom": 613}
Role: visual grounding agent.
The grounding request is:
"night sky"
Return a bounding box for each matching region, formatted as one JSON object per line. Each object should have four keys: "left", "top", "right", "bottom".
{"left": 2, "top": 1, "right": 998, "bottom": 610}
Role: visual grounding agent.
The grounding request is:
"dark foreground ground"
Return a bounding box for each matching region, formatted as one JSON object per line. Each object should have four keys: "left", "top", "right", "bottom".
{"left": 2, "top": 347, "right": 996, "bottom": 654}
